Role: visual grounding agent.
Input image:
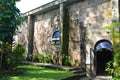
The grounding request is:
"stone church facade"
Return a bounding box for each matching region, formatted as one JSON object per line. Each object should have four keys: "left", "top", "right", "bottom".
{"left": 17, "top": 0, "right": 119, "bottom": 76}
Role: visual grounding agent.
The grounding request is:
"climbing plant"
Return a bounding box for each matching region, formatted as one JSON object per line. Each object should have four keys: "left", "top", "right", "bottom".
{"left": 0, "top": 0, "right": 23, "bottom": 70}
{"left": 104, "top": 22, "right": 120, "bottom": 79}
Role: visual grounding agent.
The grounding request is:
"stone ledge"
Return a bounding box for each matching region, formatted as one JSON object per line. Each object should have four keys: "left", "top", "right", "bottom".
{"left": 22, "top": 61, "right": 74, "bottom": 71}
{"left": 61, "top": 73, "right": 86, "bottom": 80}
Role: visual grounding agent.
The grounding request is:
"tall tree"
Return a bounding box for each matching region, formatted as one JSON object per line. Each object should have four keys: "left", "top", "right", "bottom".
{"left": 0, "top": 0, "right": 23, "bottom": 70}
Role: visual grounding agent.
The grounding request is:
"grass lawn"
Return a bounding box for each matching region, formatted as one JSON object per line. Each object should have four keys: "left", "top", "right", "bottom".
{"left": 0, "top": 65, "right": 73, "bottom": 80}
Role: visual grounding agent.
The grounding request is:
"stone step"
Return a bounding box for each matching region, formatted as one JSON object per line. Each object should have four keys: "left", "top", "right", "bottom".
{"left": 71, "top": 70, "right": 85, "bottom": 74}
{"left": 69, "top": 66, "right": 86, "bottom": 75}
{"left": 69, "top": 67, "right": 82, "bottom": 71}
{"left": 61, "top": 72, "right": 86, "bottom": 80}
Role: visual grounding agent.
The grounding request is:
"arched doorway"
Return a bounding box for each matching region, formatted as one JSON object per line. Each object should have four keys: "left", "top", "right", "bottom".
{"left": 94, "top": 39, "right": 113, "bottom": 75}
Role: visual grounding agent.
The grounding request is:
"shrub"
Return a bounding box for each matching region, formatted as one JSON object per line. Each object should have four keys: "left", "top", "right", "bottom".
{"left": 44, "top": 54, "right": 53, "bottom": 63}
{"left": 0, "top": 43, "right": 11, "bottom": 70}
{"left": 38, "top": 53, "right": 44, "bottom": 63}
{"left": 32, "top": 54, "right": 39, "bottom": 62}
{"left": 62, "top": 54, "right": 71, "bottom": 66}
{"left": 104, "top": 22, "right": 120, "bottom": 79}
{"left": 31, "top": 53, "right": 54, "bottom": 64}
{"left": 7, "top": 43, "right": 25, "bottom": 70}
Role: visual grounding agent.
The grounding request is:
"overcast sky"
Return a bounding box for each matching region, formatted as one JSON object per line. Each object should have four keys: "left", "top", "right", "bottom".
{"left": 16, "top": 0, "right": 54, "bottom": 13}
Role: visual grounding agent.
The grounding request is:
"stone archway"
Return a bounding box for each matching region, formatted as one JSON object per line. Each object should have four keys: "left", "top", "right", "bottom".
{"left": 94, "top": 39, "right": 113, "bottom": 75}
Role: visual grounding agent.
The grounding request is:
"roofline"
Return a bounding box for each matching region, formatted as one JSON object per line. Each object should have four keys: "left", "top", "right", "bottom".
{"left": 22, "top": 0, "right": 82, "bottom": 17}
{"left": 22, "top": 0, "right": 68, "bottom": 16}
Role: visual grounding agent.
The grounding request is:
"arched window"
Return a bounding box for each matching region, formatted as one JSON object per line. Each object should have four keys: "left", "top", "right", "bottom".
{"left": 52, "top": 30, "right": 60, "bottom": 41}
{"left": 52, "top": 31, "right": 60, "bottom": 45}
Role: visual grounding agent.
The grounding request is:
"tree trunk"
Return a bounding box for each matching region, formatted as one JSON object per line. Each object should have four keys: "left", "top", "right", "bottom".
{"left": 0, "top": 53, "right": 2, "bottom": 70}
{"left": 0, "top": 42, "right": 12, "bottom": 71}
{"left": 1, "top": 53, "right": 8, "bottom": 70}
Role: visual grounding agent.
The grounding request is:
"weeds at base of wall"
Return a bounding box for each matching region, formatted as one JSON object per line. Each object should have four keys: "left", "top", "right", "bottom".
{"left": 30, "top": 53, "right": 79, "bottom": 67}
{"left": 31, "top": 53, "right": 54, "bottom": 64}
{"left": 62, "top": 54, "right": 79, "bottom": 66}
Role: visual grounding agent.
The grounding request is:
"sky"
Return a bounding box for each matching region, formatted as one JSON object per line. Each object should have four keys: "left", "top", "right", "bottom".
{"left": 16, "top": 0, "right": 54, "bottom": 13}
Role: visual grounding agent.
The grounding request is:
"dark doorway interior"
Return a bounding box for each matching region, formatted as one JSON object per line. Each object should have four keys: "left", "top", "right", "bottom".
{"left": 96, "top": 49, "right": 113, "bottom": 75}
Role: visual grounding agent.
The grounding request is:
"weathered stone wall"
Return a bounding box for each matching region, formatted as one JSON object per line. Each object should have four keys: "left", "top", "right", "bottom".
{"left": 68, "top": 0, "right": 112, "bottom": 65}
{"left": 17, "top": 0, "right": 114, "bottom": 66}
{"left": 18, "top": 9, "right": 61, "bottom": 60}
{"left": 33, "top": 9, "right": 60, "bottom": 55}
{"left": 17, "top": 20, "right": 29, "bottom": 57}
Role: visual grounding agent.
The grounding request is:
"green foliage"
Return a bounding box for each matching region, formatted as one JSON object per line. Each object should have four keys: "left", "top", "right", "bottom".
{"left": 106, "top": 61, "right": 114, "bottom": 75}
{"left": 0, "top": 43, "right": 25, "bottom": 71}
{"left": 30, "top": 53, "right": 79, "bottom": 66}
{"left": 31, "top": 53, "right": 79, "bottom": 66}
{"left": 43, "top": 54, "right": 53, "bottom": 63}
{"left": 32, "top": 54, "right": 39, "bottom": 62}
{"left": 32, "top": 53, "right": 53, "bottom": 64}
{"left": 104, "top": 22, "right": 120, "bottom": 79}
{"left": 0, "top": 0, "right": 23, "bottom": 43}
{"left": 8, "top": 43, "right": 25, "bottom": 70}
{"left": 62, "top": 54, "right": 71, "bottom": 66}
{"left": 0, "top": 0, "right": 24, "bottom": 70}
{"left": 112, "top": 43, "right": 120, "bottom": 78}
{"left": 62, "top": 54, "right": 79, "bottom": 66}
{"left": 38, "top": 54, "right": 45, "bottom": 63}
{"left": 0, "top": 43, "right": 11, "bottom": 70}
